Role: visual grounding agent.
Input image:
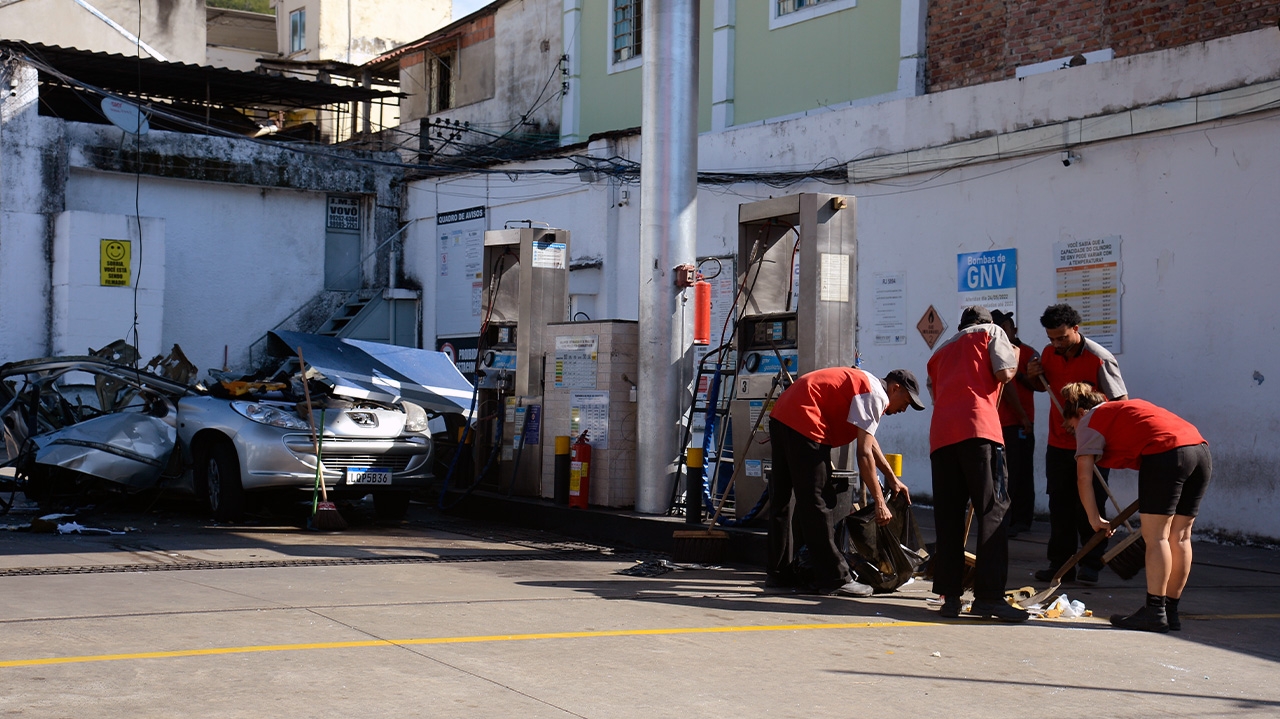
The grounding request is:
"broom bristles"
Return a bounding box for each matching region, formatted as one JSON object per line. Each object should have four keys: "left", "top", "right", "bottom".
{"left": 1106, "top": 534, "right": 1146, "bottom": 580}
{"left": 671, "top": 529, "right": 730, "bottom": 563}
{"left": 311, "top": 501, "right": 348, "bottom": 531}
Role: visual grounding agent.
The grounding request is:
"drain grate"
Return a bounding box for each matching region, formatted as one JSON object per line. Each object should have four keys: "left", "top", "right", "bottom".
{"left": 0, "top": 548, "right": 657, "bottom": 578}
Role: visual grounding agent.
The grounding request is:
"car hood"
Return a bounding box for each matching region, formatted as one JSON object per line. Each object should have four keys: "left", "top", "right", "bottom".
{"left": 269, "top": 332, "right": 474, "bottom": 417}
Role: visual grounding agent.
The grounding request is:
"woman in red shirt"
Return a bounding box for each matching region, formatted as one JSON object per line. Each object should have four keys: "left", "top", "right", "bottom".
{"left": 1060, "top": 383, "right": 1212, "bottom": 633}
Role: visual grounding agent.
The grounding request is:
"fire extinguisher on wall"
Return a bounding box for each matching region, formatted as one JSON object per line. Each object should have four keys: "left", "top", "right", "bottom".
{"left": 569, "top": 430, "right": 591, "bottom": 509}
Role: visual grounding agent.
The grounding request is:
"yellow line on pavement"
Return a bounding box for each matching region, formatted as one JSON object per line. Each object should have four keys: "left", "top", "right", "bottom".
{"left": 0, "top": 620, "right": 933, "bottom": 669}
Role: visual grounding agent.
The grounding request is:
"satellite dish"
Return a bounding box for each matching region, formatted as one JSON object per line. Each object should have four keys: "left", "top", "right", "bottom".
{"left": 100, "top": 97, "right": 150, "bottom": 135}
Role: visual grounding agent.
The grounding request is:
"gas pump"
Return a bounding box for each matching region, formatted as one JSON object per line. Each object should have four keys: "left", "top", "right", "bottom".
{"left": 474, "top": 226, "right": 570, "bottom": 496}
{"left": 730, "top": 193, "right": 857, "bottom": 517}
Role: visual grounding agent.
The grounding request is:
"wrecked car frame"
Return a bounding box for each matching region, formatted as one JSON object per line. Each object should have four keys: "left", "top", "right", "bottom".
{"left": 0, "top": 335, "right": 474, "bottom": 522}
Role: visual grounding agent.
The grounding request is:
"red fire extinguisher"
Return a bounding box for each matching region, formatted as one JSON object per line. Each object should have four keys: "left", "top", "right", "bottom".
{"left": 569, "top": 430, "right": 591, "bottom": 509}
{"left": 693, "top": 274, "right": 712, "bottom": 346}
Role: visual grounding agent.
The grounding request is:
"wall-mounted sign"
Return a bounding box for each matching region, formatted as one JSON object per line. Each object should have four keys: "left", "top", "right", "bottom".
{"left": 1053, "top": 235, "right": 1122, "bottom": 353}
{"left": 917, "top": 305, "right": 946, "bottom": 349}
{"left": 100, "top": 239, "right": 131, "bottom": 287}
{"left": 957, "top": 248, "right": 1017, "bottom": 321}
{"left": 872, "top": 272, "right": 907, "bottom": 345}
{"left": 327, "top": 196, "right": 361, "bottom": 231}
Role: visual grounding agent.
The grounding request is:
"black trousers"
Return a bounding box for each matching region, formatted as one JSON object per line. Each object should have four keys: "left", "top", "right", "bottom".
{"left": 1046, "top": 445, "right": 1109, "bottom": 571}
{"left": 1002, "top": 425, "right": 1036, "bottom": 528}
{"left": 767, "top": 418, "right": 849, "bottom": 589}
{"left": 930, "top": 438, "right": 1010, "bottom": 602}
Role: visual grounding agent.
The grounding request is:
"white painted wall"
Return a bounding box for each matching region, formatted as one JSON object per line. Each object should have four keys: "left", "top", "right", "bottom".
{"left": 0, "top": 0, "right": 207, "bottom": 63}
{"left": 403, "top": 29, "right": 1280, "bottom": 537}
{"left": 52, "top": 210, "right": 166, "bottom": 360}
{"left": 64, "top": 170, "right": 329, "bottom": 376}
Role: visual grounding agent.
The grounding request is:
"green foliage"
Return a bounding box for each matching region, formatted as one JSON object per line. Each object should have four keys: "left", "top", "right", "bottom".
{"left": 207, "top": 0, "right": 273, "bottom": 15}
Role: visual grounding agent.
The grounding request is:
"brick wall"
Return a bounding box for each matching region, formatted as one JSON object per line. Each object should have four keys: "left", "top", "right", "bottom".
{"left": 927, "top": 0, "right": 1280, "bottom": 92}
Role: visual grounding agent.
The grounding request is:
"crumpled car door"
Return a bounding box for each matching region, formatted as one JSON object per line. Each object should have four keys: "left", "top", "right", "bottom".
{"left": 32, "top": 412, "right": 177, "bottom": 490}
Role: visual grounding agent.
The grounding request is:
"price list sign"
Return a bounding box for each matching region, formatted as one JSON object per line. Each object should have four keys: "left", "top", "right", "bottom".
{"left": 1053, "top": 235, "right": 1122, "bottom": 353}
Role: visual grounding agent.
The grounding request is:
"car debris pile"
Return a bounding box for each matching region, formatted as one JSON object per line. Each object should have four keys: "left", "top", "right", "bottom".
{"left": 0, "top": 332, "right": 473, "bottom": 523}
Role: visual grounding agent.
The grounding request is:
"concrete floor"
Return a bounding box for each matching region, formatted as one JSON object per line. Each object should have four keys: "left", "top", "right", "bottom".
{"left": 1, "top": 497, "right": 1277, "bottom": 718}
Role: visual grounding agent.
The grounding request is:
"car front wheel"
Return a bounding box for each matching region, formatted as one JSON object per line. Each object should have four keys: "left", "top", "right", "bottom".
{"left": 373, "top": 490, "right": 411, "bottom": 520}
{"left": 201, "top": 441, "right": 245, "bottom": 523}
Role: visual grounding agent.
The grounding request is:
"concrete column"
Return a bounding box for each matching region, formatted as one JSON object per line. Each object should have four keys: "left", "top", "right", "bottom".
{"left": 711, "top": 0, "right": 735, "bottom": 131}
{"left": 559, "top": 0, "right": 583, "bottom": 144}
{"left": 636, "top": 0, "right": 699, "bottom": 514}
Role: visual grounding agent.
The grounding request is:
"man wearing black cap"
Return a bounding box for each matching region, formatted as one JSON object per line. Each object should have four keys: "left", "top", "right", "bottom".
{"left": 766, "top": 366, "right": 925, "bottom": 596}
{"left": 926, "top": 306, "right": 1027, "bottom": 621}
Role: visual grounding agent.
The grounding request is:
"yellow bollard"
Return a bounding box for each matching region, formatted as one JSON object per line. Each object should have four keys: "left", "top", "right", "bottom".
{"left": 884, "top": 453, "right": 903, "bottom": 477}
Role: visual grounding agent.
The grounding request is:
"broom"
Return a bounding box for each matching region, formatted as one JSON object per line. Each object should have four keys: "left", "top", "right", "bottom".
{"left": 1039, "top": 374, "right": 1144, "bottom": 579}
{"left": 299, "top": 348, "right": 346, "bottom": 531}
{"left": 671, "top": 374, "right": 783, "bottom": 563}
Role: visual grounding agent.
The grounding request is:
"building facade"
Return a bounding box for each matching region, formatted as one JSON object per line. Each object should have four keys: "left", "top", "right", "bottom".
{"left": 392, "top": 3, "right": 1280, "bottom": 536}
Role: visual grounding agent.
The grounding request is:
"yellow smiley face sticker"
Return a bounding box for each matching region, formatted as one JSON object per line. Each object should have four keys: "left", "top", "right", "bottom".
{"left": 104, "top": 241, "right": 127, "bottom": 262}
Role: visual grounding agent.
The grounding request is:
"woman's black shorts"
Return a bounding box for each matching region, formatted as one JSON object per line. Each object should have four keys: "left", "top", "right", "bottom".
{"left": 1138, "top": 443, "right": 1212, "bottom": 517}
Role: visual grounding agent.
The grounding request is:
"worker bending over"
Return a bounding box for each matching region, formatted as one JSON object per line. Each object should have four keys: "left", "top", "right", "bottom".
{"left": 766, "top": 366, "right": 924, "bottom": 597}
{"left": 1061, "top": 383, "right": 1211, "bottom": 633}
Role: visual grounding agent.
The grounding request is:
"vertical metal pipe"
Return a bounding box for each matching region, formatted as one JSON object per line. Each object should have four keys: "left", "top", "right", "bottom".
{"left": 636, "top": 0, "right": 699, "bottom": 514}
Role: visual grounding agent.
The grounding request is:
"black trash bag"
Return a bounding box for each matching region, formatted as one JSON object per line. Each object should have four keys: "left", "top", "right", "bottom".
{"left": 839, "top": 491, "right": 929, "bottom": 593}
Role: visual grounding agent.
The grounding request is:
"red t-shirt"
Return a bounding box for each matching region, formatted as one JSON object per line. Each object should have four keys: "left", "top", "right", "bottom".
{"left": 1041, "top": 336, "right": 1127, "bottom": 450}
{"left": 1074, "top": 400, "right": 1206, "bottom": 470}
{"left": 927, "top": 325, "right": 1017, "bottom": 453}
{"left": 998, "top": 343, "right": 1036, "bottom": 428}
{"left": 769, "top": 367, "right": 887, "bottom": 447}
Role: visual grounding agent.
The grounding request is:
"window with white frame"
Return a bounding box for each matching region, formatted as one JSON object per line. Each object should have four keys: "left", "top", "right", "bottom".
{"left": 771, "top": 0, "right": 855, "bottom": 30}
{"left": 289, "top": 8, "right": 306, "bottom": 53}
{"left": 612, "top": 0, "right": 641, "bottom": 64}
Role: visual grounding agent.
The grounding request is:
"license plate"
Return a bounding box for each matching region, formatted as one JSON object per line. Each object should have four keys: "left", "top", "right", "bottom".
{"left": 345, "top": 467, "right": 392, "bottom": 485}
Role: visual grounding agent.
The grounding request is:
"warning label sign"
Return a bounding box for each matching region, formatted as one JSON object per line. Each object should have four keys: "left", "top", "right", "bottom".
{"left": 100, "top": 239, "right": 131, "bottom": 287}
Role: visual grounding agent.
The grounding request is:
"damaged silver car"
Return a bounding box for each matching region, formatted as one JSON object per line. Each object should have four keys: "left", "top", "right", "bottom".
{"left": 0, "top": 332, "right": 474, "bottom": 522}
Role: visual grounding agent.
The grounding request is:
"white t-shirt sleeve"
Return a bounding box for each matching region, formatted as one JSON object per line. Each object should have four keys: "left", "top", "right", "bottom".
{"left": 988, "top": 326, "right": 1019, "bottom": 374}
{"left": 1073, "top": 409, "right": 1107, "bottom": 457}
{"left": 1086, "top": 338, "right": 1128, "bottom": 399}
{"left": 847, "top": 370, "right": 889, "bottom": 436}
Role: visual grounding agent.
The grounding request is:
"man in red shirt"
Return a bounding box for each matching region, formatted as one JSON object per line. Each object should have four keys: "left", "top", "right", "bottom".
{"left": 991, "top": 310, "right": 1037, "bottom": 537}
{"left": 767, "top": 366, "right": 923, "bottom": 596}
{"left": 1027, "top": 303, "right": 1127, "bottom": 585}
{"left": 927, "top": 306, "right": 1027, "bottom": 622}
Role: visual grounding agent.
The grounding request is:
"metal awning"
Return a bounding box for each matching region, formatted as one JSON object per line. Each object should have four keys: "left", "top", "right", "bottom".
{"left": 3, "top": 40, "right": 402, "bottom": 109}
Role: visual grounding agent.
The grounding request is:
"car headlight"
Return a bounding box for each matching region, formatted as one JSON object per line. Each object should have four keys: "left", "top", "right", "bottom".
{"left": 231, "top": 401, "right": 313, "bottom": 430}
{"left": 402, "top": 401, "right": 429, "bottom": 433}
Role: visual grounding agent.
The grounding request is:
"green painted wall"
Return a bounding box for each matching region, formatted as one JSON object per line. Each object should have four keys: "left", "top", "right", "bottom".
{"left": 577, "top": 2, "right": 714, "bottom": 138}
{"left": 732, "top": 0, "right": 900, "bottom": 126}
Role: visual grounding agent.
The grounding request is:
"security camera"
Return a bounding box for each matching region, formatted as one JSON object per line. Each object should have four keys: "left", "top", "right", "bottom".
{"left": 1061, "top": 151, "right": 1080, "bottom": 167}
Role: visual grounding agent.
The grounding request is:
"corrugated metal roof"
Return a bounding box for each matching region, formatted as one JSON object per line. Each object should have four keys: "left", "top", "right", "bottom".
{"left": 3, "top": 40, "right": 402, "bottom": 109}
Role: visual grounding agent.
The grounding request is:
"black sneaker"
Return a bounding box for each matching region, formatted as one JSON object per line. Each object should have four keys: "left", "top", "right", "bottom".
{"left": 939, "top": 596, "right": 962, "bottom": 618}
{"left": 1110, "top": 605, "right": 1169, "bottom": 633}
{"left": 1076, "top": 566, "right": 1100, "bottom": 585}
{"left": 971, "top": 599, "right": 1030, "bottom": 623}
{"left": 1035, "top": 566, "right": 1075, "bottom": 583}
{"left": 1166, "top": 602, "right": 1181, "bottom": 631}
